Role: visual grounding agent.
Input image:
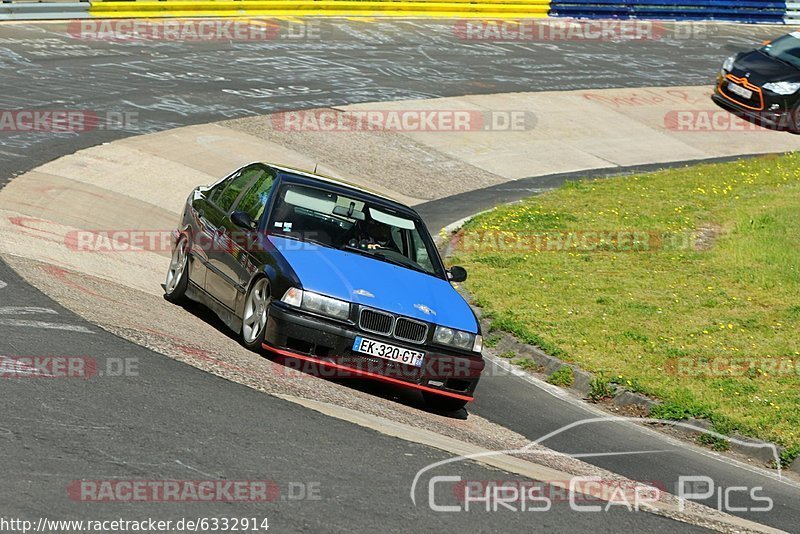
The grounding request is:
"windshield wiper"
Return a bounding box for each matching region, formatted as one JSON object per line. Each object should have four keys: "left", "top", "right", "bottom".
{"left": 342, "top": 244, "right": 380, "bottom": 258}
{"left": 342, "top": 245, "right": 429, "bottom": 274}
{"left": 373, "top": 251, "right": 430, "bottom": 274}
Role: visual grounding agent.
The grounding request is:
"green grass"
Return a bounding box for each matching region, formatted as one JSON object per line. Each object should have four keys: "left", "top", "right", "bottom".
{"left": 548, "top": 365, "right": 575, "bottom": 387}
{"left": 511, "top": 358, "right": 541, "bottom": 372}
{"left": 484, "top": 335, "right": 502, "bottom": 348}
{"left": 453, "top": 153, "right": 800, "bottom": 452}
{"left": 589, "top": 374, "right": 617, "bottom": 402}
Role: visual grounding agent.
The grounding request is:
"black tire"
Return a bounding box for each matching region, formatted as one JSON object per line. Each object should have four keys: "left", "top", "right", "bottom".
{"left": 788, "top": 105, "right": 800, "bottom": 134}
{"left": 240, "top": 277, "right": 271, "bottom": 351}
{"left": 164, "top": 235, "right": 189, "bottom": 304}
{"left": 423, "top": 392, "right": 468, "bottom": 413}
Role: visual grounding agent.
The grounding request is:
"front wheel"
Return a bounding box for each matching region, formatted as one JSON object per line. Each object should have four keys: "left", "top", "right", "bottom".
{"left": 423, "top": 392, "right": 468, "bottom": 413}
{"left": 164, "top": 235, "right": 189, "bottom": 303}
{"left": 241, "top": 278, "right": 271, "bottom": 351}
{"left": 787, "top": 105, "right": 800, "bottom": 134}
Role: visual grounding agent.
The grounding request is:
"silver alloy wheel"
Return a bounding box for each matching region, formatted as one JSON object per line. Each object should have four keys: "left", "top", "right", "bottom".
{"left": 165, "top": 237, "right": 188, "bottom": 295}
{"left": 242, "top": 278, "right": 270, "bottom": 344}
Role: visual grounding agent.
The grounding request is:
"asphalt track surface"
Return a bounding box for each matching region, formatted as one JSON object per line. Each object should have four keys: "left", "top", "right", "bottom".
{"left": 2, "top": 262, "right": 711, "bottom": 532}
{"left": 1, "top": 19, "right": 799, "bottom": 532}
{"left": 0, "top": 19, "right": 784, "bottom": 182}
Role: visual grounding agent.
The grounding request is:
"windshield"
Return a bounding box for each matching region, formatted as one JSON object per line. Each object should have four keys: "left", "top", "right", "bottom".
{"left": 268, "top": 182, "right": 445, "bottom": 278}
{"left": 761, "top": 33, "right": 800, "bottom": 69}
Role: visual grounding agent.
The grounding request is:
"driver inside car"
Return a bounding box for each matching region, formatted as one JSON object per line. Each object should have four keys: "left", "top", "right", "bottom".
{"left": 348, "top": 219, "right": 399, "bottom": 252}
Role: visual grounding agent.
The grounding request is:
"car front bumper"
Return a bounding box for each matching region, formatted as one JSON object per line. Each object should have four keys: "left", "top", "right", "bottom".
{"left": 263, "top": 301, "right": 484, "bottom": 401}
{"left": 713, "top": 72, "right": 799, "bottom": 131}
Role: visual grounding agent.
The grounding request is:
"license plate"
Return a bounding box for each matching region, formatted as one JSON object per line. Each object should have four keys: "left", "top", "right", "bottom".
{"left": 728, "top": 82, "right": 753, "bottom": 99}
{"left": 352, "top": 336, "right": 425, "bottom": 368}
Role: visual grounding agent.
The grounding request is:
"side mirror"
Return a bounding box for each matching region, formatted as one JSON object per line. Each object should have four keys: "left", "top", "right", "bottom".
{"left": 231, "top": 211, "right": 256, "bottom": 230}
{"left": 447, "top": 266, "right": 467, "bottom": 283}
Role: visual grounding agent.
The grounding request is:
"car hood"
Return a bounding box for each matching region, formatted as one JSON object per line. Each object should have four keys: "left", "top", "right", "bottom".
{"left": 269, "top": 235, "right": 478, "bottom": 333}
{"left": 732, "top": 50, "right": 800, "bottom": 84}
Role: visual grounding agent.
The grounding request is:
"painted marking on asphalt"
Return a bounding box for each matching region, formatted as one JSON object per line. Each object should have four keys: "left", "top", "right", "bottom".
{"left": 0, "top": 356, "right": 41, "bottom": 376}
{"left": 280, "top": 394, "right": 784, "bottom": 534}
{"left": 0, "top": 319, "right": 94, "bottom": 334}
{"left": 0, "top": 307, "right": 58, "bottom": 315}
{"left": 484, "top": 354, "right": 800, "bottom": 490}
{"left": 0, "top": 280, "right": 7, "bottom": 290}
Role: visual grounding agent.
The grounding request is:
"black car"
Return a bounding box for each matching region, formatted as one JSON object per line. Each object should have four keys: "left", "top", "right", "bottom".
{"left": 713, "top": 31, "right": 800, "bottom": 132}
{"left": 163, "top": 162, "right": 485, "bottom": 411}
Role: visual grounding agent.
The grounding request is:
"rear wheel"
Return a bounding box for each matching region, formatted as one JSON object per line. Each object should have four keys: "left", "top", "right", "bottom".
{"left": 423, "top": 392, "right": 468, "bottom": 413}
{"left": 241, "top": 278, "right": 271, "bottom": 351}
{"left": 164, "top": 235, "right": 189, "bottom": 303}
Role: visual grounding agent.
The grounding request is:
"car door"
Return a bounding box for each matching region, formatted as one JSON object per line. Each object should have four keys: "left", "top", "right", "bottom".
{"left": 224, "top": 167, "right": 278, "bottom": 312}
{"left": 203, "top": 165, "right": 265, "bottom": 309}
{"left": 186, "top": 168, "right": 239, "bottom": 290}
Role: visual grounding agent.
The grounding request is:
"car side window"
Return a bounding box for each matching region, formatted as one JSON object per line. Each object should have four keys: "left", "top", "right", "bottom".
{"left": 409, "top": 228, "right": 435, "bottom": 274}
{"left": 207, "top": 172, "right": 236, "bottom": 206}
{"left": 235, "top": 169, "right": 277, "bottom": 223}
{"left": 212, "top": 167, "right": 263, "bottom": 213}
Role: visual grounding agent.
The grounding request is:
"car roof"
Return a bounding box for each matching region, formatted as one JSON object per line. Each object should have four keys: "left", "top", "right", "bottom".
{"left": 263, "top": 163, "right": 419, "bottom": 216}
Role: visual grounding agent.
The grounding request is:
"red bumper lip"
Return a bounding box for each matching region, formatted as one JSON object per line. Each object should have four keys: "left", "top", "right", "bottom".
{"left": 261, "top": 342, "right": 475, "bottom": 402}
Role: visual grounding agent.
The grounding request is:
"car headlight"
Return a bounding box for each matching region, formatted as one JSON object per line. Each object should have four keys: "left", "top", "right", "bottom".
{"left": 763, "top": 81, "right": 800, "bottom": 95}
{"left": 281, "top": 287, "right": 350, "bottom": 320}
{"left": 433, "top": 325, "right": 482, "bottom": 353}
{"left": 721, "top": 55, "right": 736, "bottom": 73}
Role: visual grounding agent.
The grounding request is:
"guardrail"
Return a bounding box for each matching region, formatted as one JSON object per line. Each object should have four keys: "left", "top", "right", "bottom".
{"left": 0, "top": 0, "right": 791, "bottom": 24}
{"left": 87, "top": 0, "right": 552, "bottom": 18}
{"left": 549, "top": 0, "right": 788, "bottom": 23}
{"left": 0, "top": 0, "right": 89, "bottom": 20}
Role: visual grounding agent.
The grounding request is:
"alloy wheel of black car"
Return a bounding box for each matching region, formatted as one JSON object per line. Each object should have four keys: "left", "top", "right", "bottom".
{"left": 164, "top": 235, "right": 189, "bottom": 304}
{"left": 241, "top": 277, "right": 271, "bottom": 351}
{"left": 790, "top": 104, "right": 800, "bottom": 134}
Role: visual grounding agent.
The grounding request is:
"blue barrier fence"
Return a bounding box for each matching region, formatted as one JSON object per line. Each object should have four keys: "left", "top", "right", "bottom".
{"left": 550, "top": 0, "right": 789, "bottom": 23}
